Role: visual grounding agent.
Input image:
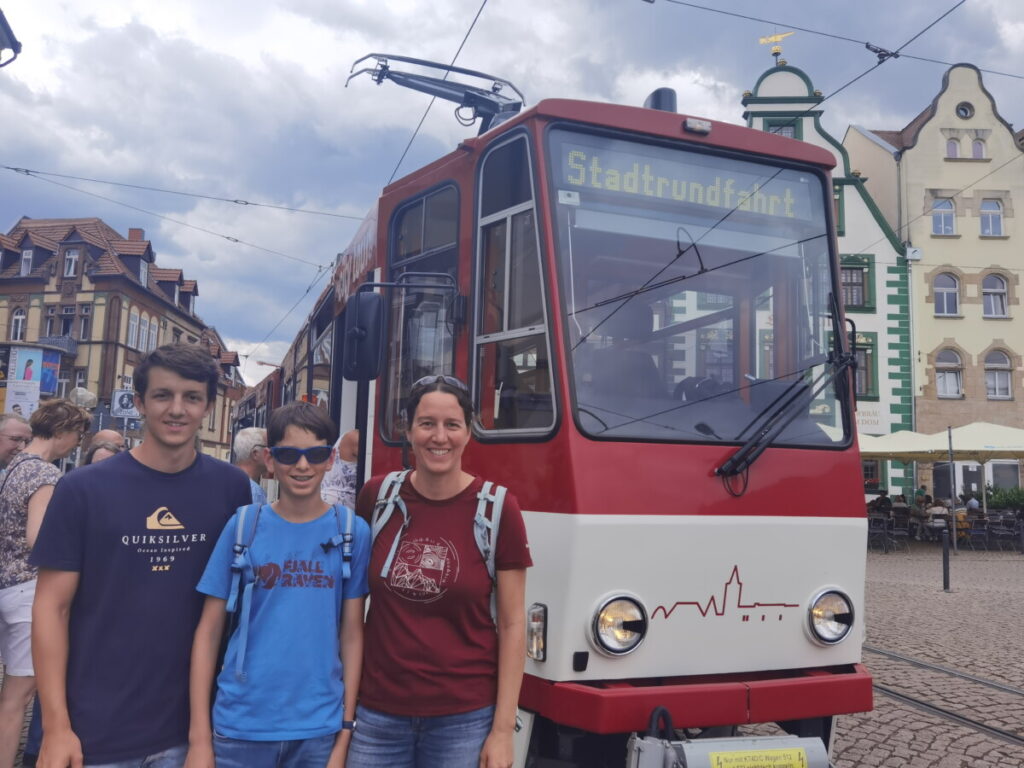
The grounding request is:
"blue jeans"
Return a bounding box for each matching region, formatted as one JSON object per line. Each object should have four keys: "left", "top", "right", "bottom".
{"left": 346, "top": 704, "right": 494, "bottom": 768}
{"left": 86, "top": 743, "right": 188, "bottom": 768}
{"left": 213, "top": 731, "right": 336, "bottom": 768}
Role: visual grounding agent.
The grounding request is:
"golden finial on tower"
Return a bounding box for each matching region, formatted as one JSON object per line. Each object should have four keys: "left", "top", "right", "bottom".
{"left": 759, "top": 31, "right": 794, "bottom": 65}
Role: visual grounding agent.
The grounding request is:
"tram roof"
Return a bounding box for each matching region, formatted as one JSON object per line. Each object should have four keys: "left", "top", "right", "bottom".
{"left": 385, "top": 97, "right": 836, "bottom": 196}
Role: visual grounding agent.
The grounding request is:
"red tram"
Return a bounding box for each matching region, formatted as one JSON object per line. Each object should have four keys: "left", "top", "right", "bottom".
{"left": 324, "top": 57, "right": 872, "bottom": 766}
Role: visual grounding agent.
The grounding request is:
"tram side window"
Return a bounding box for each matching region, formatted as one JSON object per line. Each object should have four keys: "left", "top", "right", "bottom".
{"left": 475, "top": 136, "right": 555, "bottom": 433}
{"left": 384, "top": 186, "right": 459, "bottom": 441}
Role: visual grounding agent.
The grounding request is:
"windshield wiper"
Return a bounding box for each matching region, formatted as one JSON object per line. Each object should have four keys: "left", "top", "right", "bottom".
{"left": 716, "top": 293, "right": 855, "bottom": 478}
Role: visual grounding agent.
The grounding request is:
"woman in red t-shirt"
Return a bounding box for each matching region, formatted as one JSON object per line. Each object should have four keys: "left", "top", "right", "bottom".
{"left": 348, "top": 376, "right": 532, "bottom": 768}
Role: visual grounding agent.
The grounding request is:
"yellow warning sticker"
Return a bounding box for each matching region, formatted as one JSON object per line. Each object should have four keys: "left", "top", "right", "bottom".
{"left": 708, "top": 748, "right": 808, "bottom": 768}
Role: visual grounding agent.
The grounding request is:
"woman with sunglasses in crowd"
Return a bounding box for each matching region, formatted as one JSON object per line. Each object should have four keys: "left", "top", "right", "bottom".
{"left": 348, "top": 376, "right": 532, "bottom": 768}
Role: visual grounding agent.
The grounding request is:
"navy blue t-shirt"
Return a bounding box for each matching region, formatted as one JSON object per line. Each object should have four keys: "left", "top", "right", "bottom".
{"left": 30, "top": 450, "right": 251, "bottom": 764}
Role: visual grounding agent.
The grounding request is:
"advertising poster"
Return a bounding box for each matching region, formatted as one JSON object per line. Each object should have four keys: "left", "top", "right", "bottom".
{"left": 5, "top": 380, "right": 40, "bottom": 417}
{"left": 9, "top": 346, "right": 44, "bottom": 383}
{"left": 0, "top": 346, "right": 9, "bottom": 382}
{"left": 41, "top": 350, "right": 60, "bottom": 396}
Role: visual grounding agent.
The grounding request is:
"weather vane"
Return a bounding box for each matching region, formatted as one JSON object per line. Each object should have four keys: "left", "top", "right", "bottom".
{"left": 759, "top": 31, "right": 794, "bottom": 66}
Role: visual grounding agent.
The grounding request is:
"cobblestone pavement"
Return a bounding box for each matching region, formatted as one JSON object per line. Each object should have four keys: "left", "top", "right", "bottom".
{"left": 831, "top": 542, "right": 1024, "bottom": 768}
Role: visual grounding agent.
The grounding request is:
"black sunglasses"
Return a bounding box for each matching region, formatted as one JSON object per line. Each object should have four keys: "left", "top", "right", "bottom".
{"left": 269, "top": 445, "right": 333, "bottom": 465}
{"left": 412, "top": 375, "right": 469, "bottom": 392}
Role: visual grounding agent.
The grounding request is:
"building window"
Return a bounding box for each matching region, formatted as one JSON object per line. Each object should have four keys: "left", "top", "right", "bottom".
{"left": 980, "top": 199, "right": 1003, "bottom": 236}
{"left": 128, "top": 308, "right": 139, "bottom": 349}
{"left": 149, "top": 317, "right": 159, "bottom": 351}
{"left": 173, "top": 328, "right": 182, "bottom": 343}
{"left": 10, "top": 308, "right": 26, "bottom": 341}
{"left": 45, "top": 316, "right": 54, "bottom": 336}
{"left": 853, "top": 333, "right": 878, "bottom": 399}
{"left": 985, "top": 350, "right": 1012, "bottom": 399}
{"left": 983, "top": 274, "right": 1008, "bottom": 317}
{"left": 75, "top": 369, "right": 87, "bottom": 389}
{"left": 931, "top": 198, "right": 955, "bottom": 235}
{"left": 972, "top": 139, "right": 986, "bottom": 159}
{"left": 207, "top": 402, "right": 216, "bottom": 430}
{"left": 138, "top": 313, "right": 149, "bottom": 352}
{"left": 764, "top": 118, "right": 800, "bottom": 140}
{"left": 934, "top": 273, "right": 959, "bottom": 316}
{"left": 935, "top": 349, "right": 963, "bottom": 397}
{"left": 64, "top": 248, "right": 79, "bottom": 277}
{"left": 80, "top": 314, "right": 90, "bottom": 341}
{"left": 946, "top": 139, "right": 959, "bottom": 158}
{"left": 862, "top": 459, "right": 881, "bottom": 492}
{"left": 139, "top": 259, "right": 149, "bottom": 287}
{"left": 20, "top": 250, "right": 32, "bottom": 277}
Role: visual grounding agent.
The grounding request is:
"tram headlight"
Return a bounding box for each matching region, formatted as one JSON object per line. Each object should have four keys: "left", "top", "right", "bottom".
{"left": 592, "top": 596, "right": 648, "bottom": 655}
{"left": 808, "top": 590, "right": 854, "bottom": 645}
{"left": 527, "top": 603, "right": 547, "bottom": 661}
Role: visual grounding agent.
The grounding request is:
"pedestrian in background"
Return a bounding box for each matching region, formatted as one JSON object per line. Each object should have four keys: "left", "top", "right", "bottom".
{"left": 0, "top": 399, "right": 89, "bottom": 768}
{"left": 233, "top": 427, "right": 269, "bottom": 507}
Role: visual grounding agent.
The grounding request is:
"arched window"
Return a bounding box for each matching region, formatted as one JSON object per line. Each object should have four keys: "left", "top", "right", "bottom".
{"left": 10, "top": 308, "right": 26, "bottom": 341}
{"left": 983, "top": 274, "right": 1008, "bottom": 317}
{"left": 932, "top": 198, "right": 955, "bottom": 235}
{"left": 149, "top": 317, "right": 160, "bottom": 351}
{"left": 946, "top": 139, "right": 960, "bottom": 158}
{"left": 985, "top": 350, "right": 1012, "bottom": 399}
{"left": 128, "top": 308, "right": 139, "bottom": 349}
{"left": 935, "top": 349, "right": 963, "bottom": 397}
{"left": 980, "top": 199, "right": 1002, "bottom": 236}
{"left": 934, "top": 273, "right": 959, "bottom": 316}
{"left": 138, "top": 313, "right": 149, "bottom": 352}
{"left": 972, "top": 139, "right": 986, "bottom": 159}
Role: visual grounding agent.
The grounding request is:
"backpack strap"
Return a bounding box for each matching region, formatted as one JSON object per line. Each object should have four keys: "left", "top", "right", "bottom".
{"left": 474, "top": 481, "right": 507, "bottom": 624}
{"left": 371, "top": 470, "right": 411, "bottom": 579}
{"left": 226, "top": 503, "right": 261, "bottom": 681}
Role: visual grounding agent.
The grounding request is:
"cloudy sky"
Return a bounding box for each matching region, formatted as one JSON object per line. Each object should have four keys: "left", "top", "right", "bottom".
{"left": 1, "top": 0, "right": 1021, "bottom": 383}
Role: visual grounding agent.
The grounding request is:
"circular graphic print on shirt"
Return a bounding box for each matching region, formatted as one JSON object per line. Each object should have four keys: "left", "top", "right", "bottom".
{"left": 386, "top": 536, "right": 460, "bottom": 603}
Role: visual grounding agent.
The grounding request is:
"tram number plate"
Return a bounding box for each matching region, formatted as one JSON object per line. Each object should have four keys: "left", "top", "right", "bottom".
{"left": 709, "top": 747, "right": 808, "bottom": 768}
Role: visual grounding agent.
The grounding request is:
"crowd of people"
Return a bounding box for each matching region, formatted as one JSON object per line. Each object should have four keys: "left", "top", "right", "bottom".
{"left": 0, "top": 344, "right": 530, "bottom": 768}
{"left": 869, "top": 485, "right": 987, "bottom": 542}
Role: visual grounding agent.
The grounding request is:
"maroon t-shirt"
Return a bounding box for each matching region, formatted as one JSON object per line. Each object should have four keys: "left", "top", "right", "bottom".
{"left": 356, "top": 474, "right": 532, "bottom": 716}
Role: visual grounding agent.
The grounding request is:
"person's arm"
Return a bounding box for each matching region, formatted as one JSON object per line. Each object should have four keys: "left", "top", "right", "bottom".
{"left": 26, "top": 484, "right": 56, "bottom": 549}
{"left": 479, "top": 568, "right": 527, "bottom": 768}
{"left": 327, "top": 596, "right": 365, "bottom": 768}
{"left": 185, "top": 596, "right": 227, "bottom": 768}
{"left": 33, "top": 569, "right": 83, "bottom": 768}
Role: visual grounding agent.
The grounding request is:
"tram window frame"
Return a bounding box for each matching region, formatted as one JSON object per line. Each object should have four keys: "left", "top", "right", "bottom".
{"left": 472, "top": 132, "right": 558, "bottom": 439}
{"left": 381, "top": 184, "right": 461, "bottom": 444}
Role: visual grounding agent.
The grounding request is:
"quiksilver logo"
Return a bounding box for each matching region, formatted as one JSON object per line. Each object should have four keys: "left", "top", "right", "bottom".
{"left": 146, "top": 507, "right": 185, "bottom": 530}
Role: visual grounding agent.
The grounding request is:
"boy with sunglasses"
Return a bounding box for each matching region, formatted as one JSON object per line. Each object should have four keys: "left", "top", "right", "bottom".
{"left": 187, "top": 402, "right": 370, "bottom": 768}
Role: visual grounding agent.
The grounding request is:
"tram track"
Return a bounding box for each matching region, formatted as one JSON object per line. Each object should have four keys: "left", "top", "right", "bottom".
{"left": 863, "top": 644, "right": 1024, "bottom": 749}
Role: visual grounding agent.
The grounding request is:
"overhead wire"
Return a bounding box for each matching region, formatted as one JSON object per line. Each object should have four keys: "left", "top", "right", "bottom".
{"left": 386, "top": 0, "right": 489, "bottom": 184}
{"left": 0, "top": 164, "right": 364, "bottom": 221}
{"left": 659, "top": 0, "right": 1023, "bottom": 80}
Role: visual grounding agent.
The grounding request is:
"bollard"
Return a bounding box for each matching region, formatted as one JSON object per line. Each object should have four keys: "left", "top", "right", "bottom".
{"left": 941, "top": 528, "right": 950, "bottom": 592}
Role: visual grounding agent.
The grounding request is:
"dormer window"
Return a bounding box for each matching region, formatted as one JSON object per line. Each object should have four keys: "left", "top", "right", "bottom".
{"left": 139, "top": 259, "right": 149, "bottom": 286}
{"left": 20, "top": 250, "right": 32, "bottom": 276}
{"left": 64, "top": 248, "right": 79, "bottom": 277}
{"left": 174, "top": 284, "right": 180, "bottom": 305}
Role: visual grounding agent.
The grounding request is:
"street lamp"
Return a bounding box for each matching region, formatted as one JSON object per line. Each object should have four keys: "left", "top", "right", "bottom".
{"left": 0, "top": 8, "right": 22, "bottom": 68}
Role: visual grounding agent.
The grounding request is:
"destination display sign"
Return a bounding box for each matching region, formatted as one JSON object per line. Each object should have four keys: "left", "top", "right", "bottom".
{"left": 555, "top": 132, "right": 819, "bottom": 222}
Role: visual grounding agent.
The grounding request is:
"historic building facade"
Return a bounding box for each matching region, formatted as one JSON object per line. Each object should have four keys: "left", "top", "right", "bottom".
{"left": 742, "top": 60, "right": 912, "bottom": 496}
{"left": 0, "top": 217, "right": 244, "bottom": 459}
{"left": 844, "top": 64, "right": 1024, "bottom": 496}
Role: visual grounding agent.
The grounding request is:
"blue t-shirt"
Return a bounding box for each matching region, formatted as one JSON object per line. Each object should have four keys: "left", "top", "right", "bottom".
{"left": 198, "top": 504, "right": 370, "bottom": 741}
{"left": 29, "top": 451, "right": 251, "bottom": 764}
{"left": 249, "top": 478, "right": 268, "bottom": 507}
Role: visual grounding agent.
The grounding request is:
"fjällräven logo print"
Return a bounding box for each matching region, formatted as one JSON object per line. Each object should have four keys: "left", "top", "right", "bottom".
{"left": 146, "top": 506, "right": 185, "bottom": 530}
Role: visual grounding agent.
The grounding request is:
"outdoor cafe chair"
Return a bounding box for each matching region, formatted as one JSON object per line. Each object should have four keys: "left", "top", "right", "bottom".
{"left": 989, "top": 513, "right": 1020, "bottom": 551}
{"left": 889, "top": 514, "right": 911, "bottom": 552}
{"left": 867, "top": 515, "right": 891, "bottom": 553}
{"left": 963, "top": 516, "right": 989, "bottom": 550}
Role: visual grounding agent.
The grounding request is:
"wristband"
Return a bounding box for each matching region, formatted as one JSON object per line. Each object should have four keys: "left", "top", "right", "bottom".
{"left": 341, "top": 720, "right": 357, "bottom": 731}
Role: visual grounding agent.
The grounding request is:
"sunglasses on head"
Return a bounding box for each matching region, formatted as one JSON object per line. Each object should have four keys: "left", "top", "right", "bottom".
{"left": 412, "top": 374, "right": 469, "bottom": 392}
{"left": 269, "top": 445, "right": 333, "bottom": 465}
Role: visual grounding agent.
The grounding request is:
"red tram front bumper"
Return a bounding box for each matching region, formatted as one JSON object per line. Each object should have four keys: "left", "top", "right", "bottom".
{"left": 520, "top": 664, "right": 873, "bottom": 733}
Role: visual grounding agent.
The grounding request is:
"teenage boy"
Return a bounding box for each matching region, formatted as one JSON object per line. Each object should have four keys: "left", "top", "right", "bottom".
{"left": 30, "top": 345, "right": 251, "bottom": 767}
{"left": 187, "top": 401, "right": 370, "bottom": 768}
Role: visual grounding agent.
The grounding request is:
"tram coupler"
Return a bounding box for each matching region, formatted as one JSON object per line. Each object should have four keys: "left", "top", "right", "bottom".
{"left": 626, "top": 707, "right": 830, "bottom": 767}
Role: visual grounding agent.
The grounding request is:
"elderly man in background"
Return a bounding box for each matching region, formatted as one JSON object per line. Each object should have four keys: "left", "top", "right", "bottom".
{"left": 90, "top": 428, "right": 125, "bottom": 452}
{"left": 0, "top": 414, "right": 32, "bottom": 475}
{"left": 321, "top": 429, "right": 359, "bottom": 510}
{"left": 233, "top": 426, "right": 268, "bottom": 507}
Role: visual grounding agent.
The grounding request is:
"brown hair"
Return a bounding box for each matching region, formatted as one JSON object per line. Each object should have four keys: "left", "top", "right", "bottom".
{"left": 29, "top": 399, "right": 91, "bottom": 439}
{"left": 135, "top": 344, "right": 220, "bottom": 404}
{"left": 403, "top": 376, "right": 474, "bottom": 430}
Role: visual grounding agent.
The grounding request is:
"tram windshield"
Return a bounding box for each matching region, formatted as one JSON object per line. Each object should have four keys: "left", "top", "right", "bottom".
{"left": 547, "top": 128, "right": 848, "bottom": 447}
